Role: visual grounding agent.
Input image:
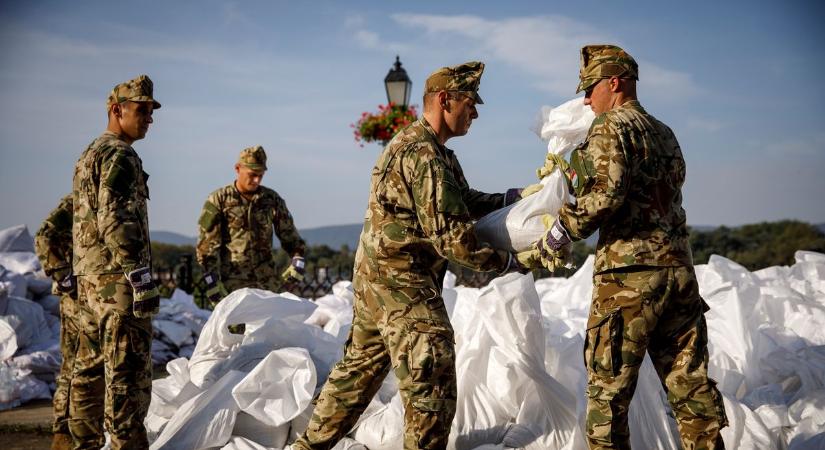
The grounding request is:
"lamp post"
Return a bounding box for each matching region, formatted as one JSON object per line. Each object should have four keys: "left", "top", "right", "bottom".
{"left": 384, "top": 55, "right": 412, "bottom": 109}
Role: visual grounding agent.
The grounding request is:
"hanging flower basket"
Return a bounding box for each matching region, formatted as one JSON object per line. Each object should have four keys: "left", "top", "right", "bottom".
{"left": 351, "top": 102, "right": 418, "bottom": 147}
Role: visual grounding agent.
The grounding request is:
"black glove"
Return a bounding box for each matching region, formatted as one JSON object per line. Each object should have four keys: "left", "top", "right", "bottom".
{"left": 55, "top": 273, "right": 77, "bottom": 294}
{"left": 127, "top": 267, "right": 160, "bottom": 318}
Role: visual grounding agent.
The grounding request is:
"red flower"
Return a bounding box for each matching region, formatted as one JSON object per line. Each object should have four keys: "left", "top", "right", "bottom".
{"left": 352, "top": 103, "right": 419, "bottom": 147}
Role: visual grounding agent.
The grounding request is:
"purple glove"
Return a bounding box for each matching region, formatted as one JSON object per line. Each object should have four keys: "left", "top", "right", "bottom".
{"left": 504, "top": 188, "right": 524, "bottom": 206}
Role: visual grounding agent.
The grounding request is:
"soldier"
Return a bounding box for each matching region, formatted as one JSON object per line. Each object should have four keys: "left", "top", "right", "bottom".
{"left": 538, "top": 45, "right": 728, "bottom": 449}
{"left": 70, "top": 75, "right": 161, "bottom": 449}
{"left": 196, "top": 145, "right": 307, "bottom": 305}
{"left": 293, "top": 61, "right": 529, "bottom": 450}
{"left": 35, "top": 194, "right": 80, "bottom": 450}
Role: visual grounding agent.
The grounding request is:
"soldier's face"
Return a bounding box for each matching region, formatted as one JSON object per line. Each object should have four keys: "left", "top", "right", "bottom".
{"left": 583, "top": 78, "right": 613, "bottom": 115}
{"left": 445, "top": 92, "right": 478, "bottom": 137}
{"left": 115, "top": 101, "right": 154, "bottom": 142}
{"left": 235, "top": 165, "right": 265, "bottom": 194}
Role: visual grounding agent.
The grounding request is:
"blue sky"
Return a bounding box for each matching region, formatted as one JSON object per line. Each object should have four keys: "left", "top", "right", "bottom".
{"left": 1, "top": 0, "right": 823, "bottom": 237}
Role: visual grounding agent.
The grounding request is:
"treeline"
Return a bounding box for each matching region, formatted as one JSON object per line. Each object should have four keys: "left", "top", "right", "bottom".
{"left": 689, "top": 220, "right": 825, "bottom": 270}
{"left": 151, "top": 220, "right": 825, "bottom": 282}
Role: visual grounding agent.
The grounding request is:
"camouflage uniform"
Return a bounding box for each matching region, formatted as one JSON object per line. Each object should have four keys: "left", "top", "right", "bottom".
{"left": 196, "top": 180, "right": 306, "bottom": 293}
{"left": 294, "top": 62, "right": 511, "bottom": 450}
{"left": 34, "top": 194, "right": 80, "bottom": 439}
{"left": 557, "top": 45, "right": 727, "bottom": 450}
{"left": 69, "top": 75, "right": 159, "bottom": 450}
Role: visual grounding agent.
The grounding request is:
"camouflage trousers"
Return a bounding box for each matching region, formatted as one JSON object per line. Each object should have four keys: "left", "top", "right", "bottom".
{"left": 53, "top": 293, "right": 80, "bottom": 435}
{"left": 69, "top": 274, "right": 153, "bottom": 450}
{"left": 584, "top": 265, "right": 728, "bottom": 450}
{"left": 293, "top": 279, "right": 457, "bottom": 450}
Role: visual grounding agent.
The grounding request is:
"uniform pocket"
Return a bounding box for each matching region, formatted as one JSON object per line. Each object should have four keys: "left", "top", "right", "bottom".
{"left": 406, "top": 320, "right": 456, "bottom": 381}
{"left": 584, "top": 309, "right": 624, "bottom": 377}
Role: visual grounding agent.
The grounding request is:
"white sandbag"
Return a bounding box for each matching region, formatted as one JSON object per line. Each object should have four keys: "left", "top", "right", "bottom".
{"left": 474, "top": 98, "right": 594, "bottom": 252}
{"left": 188, "top": 288, "right": 318, "bottom": 388}
{"left": 0, "top": 268, "right": 28, "bottom": 298}
{"left": 0, "top": 319, "right": 17, "bottom": 360}
{"left": 154, "top": 319, "right": 195, "bottom": 348}
{"left": 0, "top": 295, "right": 54, "bottom": 352}
{"left": 232, "top": 347, "right": 316, "bottom": 427}
{"left": 351, "top": 394, "right": 404, "bottom": 450}
{"left": 0, "top": 253, "right": 42, "bottom": 275}
{"left": 720, "top": 393, "right": 779, "bottom": 449}
{"left": 231, "top": 411, "right": 289, "bottom": 449}
{"left": 448, "top": 273, "right": 581, "bottom": 449}
{"left": 150, "top": 370, "right": 246, "bottom": 450}
{"left": 0, "top": 225, "right": 35, "bottom": 253}
{"left": 305, "top": 281, "right": 354, "bottom": 341}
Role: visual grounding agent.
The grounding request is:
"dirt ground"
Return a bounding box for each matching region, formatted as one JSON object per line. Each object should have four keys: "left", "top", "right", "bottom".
{"left": 0, "top": 431, "right": 53, "bottom": 449}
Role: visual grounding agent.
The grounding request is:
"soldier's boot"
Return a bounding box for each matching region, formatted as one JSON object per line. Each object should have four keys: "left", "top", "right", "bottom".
{"left": 50, "top": 432, "right": 73, "bottom": 450}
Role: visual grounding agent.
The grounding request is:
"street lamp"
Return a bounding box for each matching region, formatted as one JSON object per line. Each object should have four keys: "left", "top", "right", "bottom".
{"left": 384, "top": 55, "right": 412, "bottom": 108}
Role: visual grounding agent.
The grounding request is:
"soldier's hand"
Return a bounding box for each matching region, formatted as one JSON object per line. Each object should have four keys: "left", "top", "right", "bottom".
{"left": 55, "top": 273, "right": 77, "bottom": 294}
{"left": 202, "top": 272, "right": 228, "bottom": 304}
{"left": 540, "top": 214, "right": 572, "bottom": 252}
{"left": 521, "top": 183, "right": 544, "bottom": 198}
{"left": 514, "top": 248, "right": 543, "bottom": 271}
{"left": 127, "top": 267, "right": 160, "bottom": 318}
{"left": 537, "top": 215, "right": 575, "bottom": 272}
{"left": 281, "top": 256, "right": 306, "bottom": 282}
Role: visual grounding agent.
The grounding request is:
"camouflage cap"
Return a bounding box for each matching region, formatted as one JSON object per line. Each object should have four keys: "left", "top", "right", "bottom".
{"left": 106, "top": 74, "right": 161, "bottom": 109}
{"left": 424, "top": 61, "right": 485, "bottom": 104}
{"left": 238, "top": 145, "right": 267, "bottom": 171}
{"left": 576, "top": 45, "right": 639, "bottom": 93}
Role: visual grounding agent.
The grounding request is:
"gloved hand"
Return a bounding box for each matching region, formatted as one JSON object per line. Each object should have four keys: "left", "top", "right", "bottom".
{"left": 514, "top": 248, "right": 544, "bottom": 270}
{"left": 504, "top": 183, "right": 544, "bottom": 206}
{"left": 202, "top": 272, "right": 228, "bottom": 305}
{"left": 521, "top": 183, "right": 543, "bottom": 198}
{"left": 537, "top": 215, "right": 574, "bottom": 272}
{"left": 55, "top": 273, "right": 77, "bottom": 294}
{"left": 127, "top": 267, "right": 160, "bottom": 318}
{"left": 281, "top": 256, "right": 306, "bottom": 282}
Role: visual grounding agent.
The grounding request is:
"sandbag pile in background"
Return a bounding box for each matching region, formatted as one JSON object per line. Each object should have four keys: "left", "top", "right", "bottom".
{"left": 0, "top": 224, "right": 213, "bottom": 410}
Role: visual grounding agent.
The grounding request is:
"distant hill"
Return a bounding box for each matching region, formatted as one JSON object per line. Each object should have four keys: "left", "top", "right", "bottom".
{"left": 299, "top": 223, "right": 362, "bottom": 249}
{"left": 151, "top": 231, "right": 195, "bottom": 246}
{"left": 151, "top": 223, "right": 363, "bottom": 250}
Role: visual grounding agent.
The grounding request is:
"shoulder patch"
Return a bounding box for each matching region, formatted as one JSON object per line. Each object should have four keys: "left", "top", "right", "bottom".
{"left": 102, "top": 152, "right": 137, "bottom": 196}
{"left": 198, "top": 201, "right": 221, "bottom": 230}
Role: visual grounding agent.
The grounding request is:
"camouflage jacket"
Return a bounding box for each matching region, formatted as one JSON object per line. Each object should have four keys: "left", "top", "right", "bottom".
{"left": 35, "top": 194, "right": 73, "bottom": 284}
{"left": 72, "top": 132, "right": 152, "bottom": 276}
{"left": 196, "top": 184, "right": 305, "bottom": 284}
{"left": 559, "top": 100, "right": 693, "bottom": 273}
{"left": 354, "top": 117, "right": 510, "bottom": 291}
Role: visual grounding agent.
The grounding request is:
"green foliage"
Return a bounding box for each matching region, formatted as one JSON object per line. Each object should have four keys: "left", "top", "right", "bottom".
{"left": 689, "top": 220, "right": 825, "bottom": 270}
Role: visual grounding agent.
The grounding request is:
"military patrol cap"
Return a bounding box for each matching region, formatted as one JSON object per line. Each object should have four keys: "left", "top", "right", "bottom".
{"left": 238, "top": 145, "right": 267, "bottom": 171}
{"left": 576, "top": 45, "right": 639, "bottom": 93}
{"left": 424, "top": 61, "right": 485, "bottom": 104}
{"left": 106, "top": 74, "right": 161, "bottom": 109}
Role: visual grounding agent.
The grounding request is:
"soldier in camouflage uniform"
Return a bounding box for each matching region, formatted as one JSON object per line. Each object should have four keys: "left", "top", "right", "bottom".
{"left": 70, "top": 75, "right": 161, "bottom": 450}
{"left": 196, "top": 145, "right": 306, "bottom": 305}
{"left": 538, "top": 45, "right": 728, "bottom": 449}
{"left": 293, "top": 62, "right": 526, "bottom": 450}
{"left": 35, "top": 194, "right": 81, "bottom": 450}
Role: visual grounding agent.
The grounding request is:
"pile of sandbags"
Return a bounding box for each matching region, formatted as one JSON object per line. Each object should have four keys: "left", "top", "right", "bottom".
{"left": 0, "top": 224, "right": 212, "bottom": 410}
{"left": 0, "top": 225, "right": 62, "bottom": 410}
{"left": 147, "top": 251, "right": 825, "bottom": 449}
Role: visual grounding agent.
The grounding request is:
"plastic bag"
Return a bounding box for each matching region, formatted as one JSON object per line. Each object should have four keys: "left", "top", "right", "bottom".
{"left": 474, "top": 98, "right": 594, "bottom": 252}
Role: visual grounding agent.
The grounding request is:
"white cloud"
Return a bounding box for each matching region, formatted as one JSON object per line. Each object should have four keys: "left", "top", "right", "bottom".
{"left": 354, "top": 29, "right": 381, "bottom": 49}
{"left": 380, "top": 13, "right": 704, "bottom": 102}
